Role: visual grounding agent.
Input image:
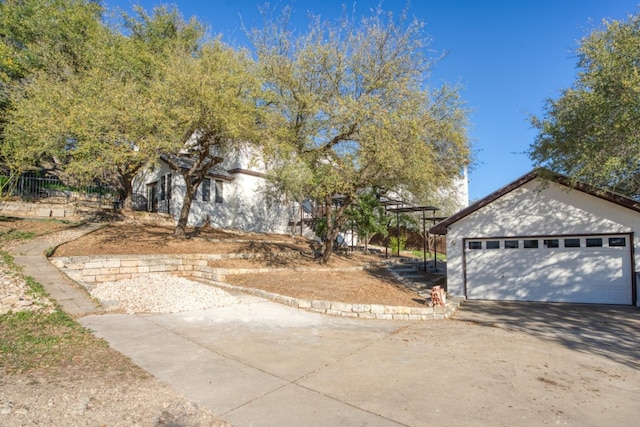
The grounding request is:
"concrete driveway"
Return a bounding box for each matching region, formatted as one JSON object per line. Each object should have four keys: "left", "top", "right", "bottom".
{"left": 80, "top": 297, "right": 640, "bottom": 426}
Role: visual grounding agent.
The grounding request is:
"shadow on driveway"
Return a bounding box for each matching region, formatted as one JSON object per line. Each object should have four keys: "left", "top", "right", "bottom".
{"left": 451, "top": 300, "right": 640, "bottom": 370}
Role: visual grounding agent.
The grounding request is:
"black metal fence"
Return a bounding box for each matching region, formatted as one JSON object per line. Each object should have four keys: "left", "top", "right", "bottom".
{"left": 130, "top": 191, "right": 172, "bottom": 214}
{"left": 0, "top": 173, "right": 120, "bottom": 207}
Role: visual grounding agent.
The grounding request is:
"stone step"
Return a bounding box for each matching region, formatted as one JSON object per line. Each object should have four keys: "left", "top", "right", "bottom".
{"left": 399, "top": 274, "right": 427, "bottom": 281}
{"left": 390, "top": 269, "right": 418, "bottom": 275}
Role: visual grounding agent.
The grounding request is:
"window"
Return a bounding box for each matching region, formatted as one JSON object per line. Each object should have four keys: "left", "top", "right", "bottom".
{"left": 486, "top": 240, "right": 500, "bottom": 249}
{"left": 215, "top": 180, "right": 223, "bottom": 203}
{"left": 609, "top": 237, "right": 626, "bottom": 247}
{"left": 468, "top": 241, "right": 482, "bottom": 250}
{"left": 504, "top": 240, "right": 519, "bottom": 249}
{"left": 543, "top": 239, "right": 559, "bottom": 248}
{"left": 586, "top": 238, "right": 603, "bottom": 247}
{"left": 523, "top": 239, "right": 539, "bottom": 249}
{"left": 202, "top": 178, "right": 211, "bottom": 202}
{"left": 166, "top": 174, "right": 171, "bottom": 200}
{"left": 564, "top": 238, "right": 580, "bottom": 248}
{"left": 160, "top": 176, "right": 166, "bottom": 201}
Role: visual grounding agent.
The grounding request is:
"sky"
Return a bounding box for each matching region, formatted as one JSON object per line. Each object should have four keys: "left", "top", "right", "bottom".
{"left": 104, "top": 0, "right": 640, "bottom": 202}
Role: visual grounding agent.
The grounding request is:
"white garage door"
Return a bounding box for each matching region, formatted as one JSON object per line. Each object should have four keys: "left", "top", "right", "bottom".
{"left": 464, "top": 235, "right": 633, "bottom": 304}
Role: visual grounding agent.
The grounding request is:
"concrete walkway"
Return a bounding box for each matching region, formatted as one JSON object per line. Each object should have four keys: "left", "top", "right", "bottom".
{"left": 10, "top": 223, "right": 104, "bottom": 317}
{"left": 81, "top": 297, "right": 415, "bottom": 426}
{"left": 9, "top": 227, "right": 640, "bottom": 426}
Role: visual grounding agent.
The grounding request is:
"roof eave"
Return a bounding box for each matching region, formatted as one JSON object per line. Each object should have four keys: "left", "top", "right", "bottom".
{"left": 429, "top": 168, "right": 640, "bottom": 235}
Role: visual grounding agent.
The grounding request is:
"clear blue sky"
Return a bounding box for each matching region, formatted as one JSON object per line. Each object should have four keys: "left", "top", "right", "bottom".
{"left": 105, "top": 0, "right": 640, "bottom": 202}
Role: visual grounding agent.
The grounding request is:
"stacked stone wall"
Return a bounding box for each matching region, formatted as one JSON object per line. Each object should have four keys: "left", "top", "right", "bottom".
{"left": 50, "top": 254, "right": 461, "bottom": 320}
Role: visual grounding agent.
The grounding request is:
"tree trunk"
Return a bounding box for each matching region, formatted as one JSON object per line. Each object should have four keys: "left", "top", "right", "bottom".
{"left": 121, "top": 178, "right": 133, "bottom": 211}
{"left": 115, "top": 173, "right": 135, "bottom": 211}
{"left": 174, "top": 180, "right": 196, "bottom": 238}
{"left": 319, "top": 195, "right": 351, "bottom": 264}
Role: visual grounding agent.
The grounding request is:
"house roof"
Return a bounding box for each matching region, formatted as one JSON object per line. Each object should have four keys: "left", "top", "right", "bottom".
{"left": 160, "top": 154, "right": 235, "bottom": 181}
{"left": 429, "top": 168, "right": 640, "bottom": 235}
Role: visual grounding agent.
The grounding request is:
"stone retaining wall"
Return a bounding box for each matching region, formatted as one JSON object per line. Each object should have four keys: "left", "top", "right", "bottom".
{"left": 50, "top": 254, "right": 461, "bottom": 320}
{"left": 210, "top": 281, "right": 461, "bottom": 320}
{"left": 0, "top": 201, "right": 76, "bottom": 218}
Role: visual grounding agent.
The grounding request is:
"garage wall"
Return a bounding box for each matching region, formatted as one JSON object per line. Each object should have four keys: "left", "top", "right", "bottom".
{"left": 445, "top": 179, "right": 640, "bottom": 301}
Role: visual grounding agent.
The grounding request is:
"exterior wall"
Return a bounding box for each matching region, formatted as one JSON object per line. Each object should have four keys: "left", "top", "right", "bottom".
{"left": 133, "top": 158, "right": 291, "bottom": 234}
{"left": 445, "top": 179, "right": 640, "bottom": 298}
{"left": 206, "top": 171, "right": 290, "bottom": 233}
{"left": 221, "top": 145, "right": 267, "bottom": 173}
{"left": 132, "top": 161, "right": 175, "bottom": 213}
{"left": 456, "top": 166, "right": 469, "bottom": 209}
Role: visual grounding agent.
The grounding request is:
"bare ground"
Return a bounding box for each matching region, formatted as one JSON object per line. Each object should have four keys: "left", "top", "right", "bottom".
{"left": 53, "top": 221, "right": 430, "bottom": 307}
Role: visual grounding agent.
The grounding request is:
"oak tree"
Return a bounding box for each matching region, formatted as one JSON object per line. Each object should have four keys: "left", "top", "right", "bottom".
{"left": 154, "top": 41, "right": 262, "bottom": 237}
{"left": 530, "top": 13, "right": 640, "bottom": 197}
{"left": 253, "top": 6, "right": 470, "bottom": 263}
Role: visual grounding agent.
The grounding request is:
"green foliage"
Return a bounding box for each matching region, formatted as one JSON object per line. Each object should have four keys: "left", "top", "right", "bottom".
{"left": 346, "top": 191, "right": 389, "bottom": 250}
{"left": 2, "top": 1, "right": 261, "bottom": 225}
{"left": 25, "top": 276, "right": 48, "bottom": 299}
{"left": 0, "top": 0, "right": 103, "bottom": 81}
{"left": 0, "top": 250, "right": 14, "bottom": 265}
{"left": 155, "top": 38, "right": 262, "bottom": 236}
{"left": 530, "top": 13, "right": 640, "bottom": 197}
{"left": 411, "top": 250, "right": 447, "bottom": 261}
{"left": 390, "top": 236, "right": 407, "bottom": 254}
{"left": 0, "top": 0, "right": 104, "bottom": 173}
{"left": 0, "top": 229, "right": 37, "bottom": 242}
{"left": 314, "top": 217, "right": 328, "bottom": 241}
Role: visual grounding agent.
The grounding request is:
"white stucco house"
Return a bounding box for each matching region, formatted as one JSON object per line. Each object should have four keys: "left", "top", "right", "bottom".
{"left": 132, "top": 147, "right": 293, "bottom": 234}
{"left": 132, "top": 143, "right": 471, "bottom": 243}
{"left": 430, "top": 169, "right": 640, "bottom": 306}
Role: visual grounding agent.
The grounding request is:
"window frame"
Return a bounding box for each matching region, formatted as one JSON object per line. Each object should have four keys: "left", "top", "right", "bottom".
{"left": 586, "top": 237, "right": 603, "bottom": 247}
{"left": 564, "top": 238, "right": 580, "bottom": 248}
{"left": 214, "top": 179, "right": 224, "bottom": 204}
{"left": 202, "top": 178, "right": 211, "bottom": 202}
{"left": 608, "top": 237, "right": 626, "bottom": 247}
{"left": 468, "top": 241, "right": 482, "bottom": 250}
{"left": 504, "top": 240, "right": 519, "bottom": 249}
{"left": 485, "top": 240, "right": 500, "bottom": 249}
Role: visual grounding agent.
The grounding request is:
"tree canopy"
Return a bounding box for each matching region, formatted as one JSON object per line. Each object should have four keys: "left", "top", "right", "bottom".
{"left": 0, "top": 0, "right": 104, "bottom": 178}
{"left": 1, "top": 1, "right": 470, "bottom": 252}
{"left": 156, "top": 40, "right": 262, "bottom": 236}
{"left": 253, "top": 6, "right": 470, "bottom": 262}
{"left": 530, "top": 13, "right": 640, "bottom": 198}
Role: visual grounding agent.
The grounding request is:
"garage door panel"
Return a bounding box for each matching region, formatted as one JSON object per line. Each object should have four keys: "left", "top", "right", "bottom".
{"left": 465, "top": 235, "right": 632, "bottom": 305}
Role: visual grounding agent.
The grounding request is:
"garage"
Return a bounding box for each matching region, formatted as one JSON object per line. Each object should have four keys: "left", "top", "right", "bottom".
{"left": 464, "top": 234, "right": 633, "bottom": 304}
{"left": 430, "top": 169, "right": 640, "bottom": 306}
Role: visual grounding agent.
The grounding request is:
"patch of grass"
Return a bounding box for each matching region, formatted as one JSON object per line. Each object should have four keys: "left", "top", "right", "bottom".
{"left": 0, "top": 250, "right": 14, "bottom": 266}
{"left": 25, "top": 276, "right": 48, "bottom": 300}
{"left": 0, "top": 228, "right": 37, "bottom": 242}
{"left": 0, "top": 252, "right": 110, "bottom": 374}
{"left": 0, "top": 250, "right": 24, "bottom": 277}
{"left": 411, "top": 250, "right": 447, "bottom": 262}
{"left": 0, "top": 309, "right": 102, "bottom": 373}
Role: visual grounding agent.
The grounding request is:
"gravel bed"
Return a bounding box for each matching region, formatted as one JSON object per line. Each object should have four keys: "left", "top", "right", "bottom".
{"left": 0, "top": 266, "right": 55, "bottom": 315}
{"left": 90, "top": 273, "right": 239, "bottom": 314}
